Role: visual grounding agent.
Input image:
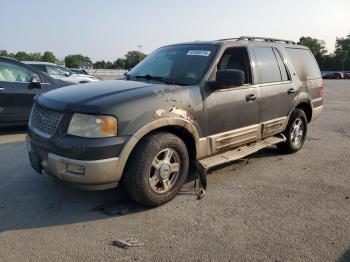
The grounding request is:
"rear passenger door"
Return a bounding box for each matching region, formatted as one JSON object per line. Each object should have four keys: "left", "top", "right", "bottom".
{"left": 252, "top": 46, "right": 296, "bottom": 136}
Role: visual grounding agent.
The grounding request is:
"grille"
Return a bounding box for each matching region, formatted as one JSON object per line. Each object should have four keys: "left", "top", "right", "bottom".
{"left": 30, "top": 104, "right": 64, "bottom": 137}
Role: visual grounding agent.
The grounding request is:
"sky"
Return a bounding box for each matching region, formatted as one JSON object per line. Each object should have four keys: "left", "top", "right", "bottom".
{"left": 0, "top": 0, "right": 348, "bottom": 62}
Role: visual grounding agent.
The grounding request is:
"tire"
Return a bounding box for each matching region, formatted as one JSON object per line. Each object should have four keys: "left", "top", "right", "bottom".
{"left": 277, "top": 108, "right": 308, "bottom": 154}
{"left": 123, "top": 132, "right": 189, "bottom": 207}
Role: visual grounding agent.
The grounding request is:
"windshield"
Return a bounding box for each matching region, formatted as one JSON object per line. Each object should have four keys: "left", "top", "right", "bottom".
{"left": 127, "top": 44, "right": 218, "bottom": 85}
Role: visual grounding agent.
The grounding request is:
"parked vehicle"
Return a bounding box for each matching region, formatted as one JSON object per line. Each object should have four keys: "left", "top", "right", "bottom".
{"left": 343, "top": 73, "right": 350, "bottom": 79}
{"left": 27, "top": 36, "right": 323, "bottom": 207}
{"left": 0, "top": 57, "right": 71, "bottom": 126}
{"left": 23, "top": 62, "right": 98, "bottom": 84}
{"left": 322, "top": 72, "right": 344, "bottom": 79}
{"left": 68, "top": 68, "right": 89, "bottom": 75}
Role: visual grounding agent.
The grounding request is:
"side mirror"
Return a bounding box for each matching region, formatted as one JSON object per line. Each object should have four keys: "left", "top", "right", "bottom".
{"left": 215, "top": 69, "right": 245, "bottom": 88}
{"left": 64, "top": 72, "right": 70, "bottom": 77}
{"left": 29, "top": 76, "right": 41, "bottom": 89}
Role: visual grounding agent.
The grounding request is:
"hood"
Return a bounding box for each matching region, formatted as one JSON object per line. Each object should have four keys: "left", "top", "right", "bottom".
{"left": 36, "top": 80, "right": 156, "bottom": 112}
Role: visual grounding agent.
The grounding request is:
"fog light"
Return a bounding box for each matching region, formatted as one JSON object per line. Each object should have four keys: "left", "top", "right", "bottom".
{"left": 66, "top": 163, "right": 85, "bottom": 175}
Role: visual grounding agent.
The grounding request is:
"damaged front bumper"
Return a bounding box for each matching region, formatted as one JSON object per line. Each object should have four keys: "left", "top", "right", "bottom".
{"left": 27, "top": 135, "right": 124, "bottom": 190}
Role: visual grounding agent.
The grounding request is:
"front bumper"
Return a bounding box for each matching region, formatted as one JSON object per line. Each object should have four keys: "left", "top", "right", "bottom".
{"left": 27, "top": 136, "right": 123, "bottom": 190}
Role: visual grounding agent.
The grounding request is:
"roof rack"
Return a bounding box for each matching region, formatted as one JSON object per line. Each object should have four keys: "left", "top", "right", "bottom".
{"left": 216, "top": 36, "right": 296, "bottom": 45}
{"left": 238, "top": 36, "right": 296, "bottom": 44}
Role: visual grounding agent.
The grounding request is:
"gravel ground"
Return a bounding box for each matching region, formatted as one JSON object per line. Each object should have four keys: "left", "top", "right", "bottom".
{"left": 0, "top": 80, "right": 349, "bottom": 262}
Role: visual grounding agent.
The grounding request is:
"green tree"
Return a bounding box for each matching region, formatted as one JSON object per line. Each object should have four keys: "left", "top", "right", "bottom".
{"left": 113, "top": 58, "right": 126, "bottom": 69}
{"left": 124, "top": 51, "right": 147, "bottom": 69}
{"left": 31, "top": 52, "right": 42, "bottom": 61}
{"left": 334, "top": 34, "right": 350, "bottom": 71}
{"left": 65, "top": 54, "right": 92, "bottom": 68}
{"left": 0, "top": 50, "right": 9, "bottom": 57}
{"left": 14, "top": 51, "right": 32, "bottom": 61}
{"left": 298, "top": 37, "right": 328, "bottom": 66}
{"left": 93, "top": 60, "right": 107, "bottom": 69}
{"left": 41, "top": 51, "right": 56, "bottom": 63}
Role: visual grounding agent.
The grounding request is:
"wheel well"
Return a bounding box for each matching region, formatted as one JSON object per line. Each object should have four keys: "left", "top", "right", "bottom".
{"left": 150, "top": 126, "right": 197, "bottom": 163}
{"left": 129, "top": 125, "right": 197, "bottom": 167}
{"left": 296, "top": 102, "right": 312, "bottom": 122}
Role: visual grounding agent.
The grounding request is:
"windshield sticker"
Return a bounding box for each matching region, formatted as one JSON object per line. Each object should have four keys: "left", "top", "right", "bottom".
{"left": 186, "top": 72, "right": 197, "bottom": 79}
{"left": 186, "top": 50, "right": 211, "bottom": 56}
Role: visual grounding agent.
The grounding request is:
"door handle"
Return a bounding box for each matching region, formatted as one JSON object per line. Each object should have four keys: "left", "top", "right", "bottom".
{"left": 246, "top": 94, "right": 256, "bottom": 102}
{"left": 288, "top": 88, "right": 296, "bottom": 94}
{"left": 0, "top": 87, "right": 4, "bottom": 91}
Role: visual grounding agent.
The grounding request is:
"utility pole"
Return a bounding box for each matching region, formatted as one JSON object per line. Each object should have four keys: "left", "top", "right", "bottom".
{"left": 343, "top": 50, "right": 349, "bottom": 71}
{"left": 138, "top": 45, "right": 142, "bottom": 62}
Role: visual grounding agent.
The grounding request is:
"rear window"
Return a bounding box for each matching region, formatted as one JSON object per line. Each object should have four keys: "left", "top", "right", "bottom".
{"left": 30, "top": 64, "right": 47, "bottom": 73}
{"left": 285, "top": 48, "right": 321, "bottom": 80}
{"left": 252, "top": 46, "right": 283, "bottom": 84}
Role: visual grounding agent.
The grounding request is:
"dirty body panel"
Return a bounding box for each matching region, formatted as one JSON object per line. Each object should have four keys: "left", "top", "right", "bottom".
{"left": 27, "top": 38, "right": 323, "bottom": 190}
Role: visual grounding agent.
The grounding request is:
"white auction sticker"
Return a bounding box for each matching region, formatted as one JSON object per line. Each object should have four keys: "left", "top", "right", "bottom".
{"left": 186, "top": 50, "right": 211, "bottom": 56}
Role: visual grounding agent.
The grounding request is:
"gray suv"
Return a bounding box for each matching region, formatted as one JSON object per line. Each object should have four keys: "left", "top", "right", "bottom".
{"left": 27, "top": 36, "right": 324, "bottom": 207}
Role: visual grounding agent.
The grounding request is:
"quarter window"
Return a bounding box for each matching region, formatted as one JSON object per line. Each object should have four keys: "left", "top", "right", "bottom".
{"left": 252, "top": 47, "right": 282, "bottom": 84}
{"left": 286, "top": 48, "right": 321, "bottom": 80}
{"left": 0, "top": 61, "right": 38, "bottom": 83}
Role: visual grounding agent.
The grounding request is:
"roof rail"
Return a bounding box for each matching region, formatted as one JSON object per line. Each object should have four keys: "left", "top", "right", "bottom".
{"left": 238, "top": 36, "right": 296, "bottom": 44}
{"left": 215, "top": 37, "right": 240, "bottom": 41}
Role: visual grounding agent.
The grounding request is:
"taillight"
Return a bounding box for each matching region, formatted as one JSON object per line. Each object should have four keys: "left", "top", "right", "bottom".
{"left": 320, "top": 81, "right": 324, "bottom": 97}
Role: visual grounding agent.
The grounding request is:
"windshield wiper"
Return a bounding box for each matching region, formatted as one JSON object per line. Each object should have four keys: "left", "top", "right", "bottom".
{"left": 133, "top": 74, "right": 188, "bottom": 86}
{"left": 134, "top": 74, "right": 163, "bottom": 81}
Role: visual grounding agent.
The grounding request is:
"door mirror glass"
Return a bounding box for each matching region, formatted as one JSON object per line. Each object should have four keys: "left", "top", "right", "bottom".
{"left": 215, "top": 69, "right": 245, "bottom": 88}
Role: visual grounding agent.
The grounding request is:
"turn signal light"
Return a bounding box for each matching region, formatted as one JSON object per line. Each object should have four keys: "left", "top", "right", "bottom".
{"left": 100, "top": 116, "right": 118, "bottom": 136}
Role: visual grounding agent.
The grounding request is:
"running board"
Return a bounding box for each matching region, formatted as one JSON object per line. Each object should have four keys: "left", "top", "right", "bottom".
{"left": 198, "top": 135, "right": 286, "bottom": 171}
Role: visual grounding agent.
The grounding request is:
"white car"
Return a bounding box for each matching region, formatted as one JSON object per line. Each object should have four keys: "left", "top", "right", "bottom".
{"left": 23, "top": 61, "right": 99, "bottom": 84}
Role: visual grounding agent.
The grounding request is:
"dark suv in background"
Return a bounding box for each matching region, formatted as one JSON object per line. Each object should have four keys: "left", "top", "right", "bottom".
{"left": 27, "top": 36, "right": 323, "bottom": 207}
{"left": 0, "top": 57, "right": 71, "bottom": 126}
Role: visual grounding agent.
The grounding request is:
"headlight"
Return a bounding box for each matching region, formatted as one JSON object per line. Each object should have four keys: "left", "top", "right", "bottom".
{"left": 67, "top": 113, "right": 118, "bottom": 138}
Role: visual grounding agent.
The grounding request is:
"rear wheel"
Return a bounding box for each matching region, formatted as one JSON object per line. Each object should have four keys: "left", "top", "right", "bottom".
{"left": 277, "top": 108, "right": 308, "bottom": 153}
{"left": 123, "top": 132, "right": 189, "bottom": 207}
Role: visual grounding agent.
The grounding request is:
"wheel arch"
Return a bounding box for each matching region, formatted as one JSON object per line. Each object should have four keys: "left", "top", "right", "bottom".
{"left": 295, "top": 101, "right": 312, "bottom": 123}
{"left": 115, "top": 117, "right": 200, "bottom": 180}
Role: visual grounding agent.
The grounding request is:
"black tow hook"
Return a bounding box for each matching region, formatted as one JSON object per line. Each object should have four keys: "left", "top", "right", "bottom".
{"left": 195, "top": 162, "right": 207, "bottom": 199}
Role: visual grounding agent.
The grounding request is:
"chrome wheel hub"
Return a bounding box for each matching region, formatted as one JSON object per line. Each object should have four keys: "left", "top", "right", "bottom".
{"left": 149, "top": 148, "right": 180, "bottom": 193}
{"left": 291, "top": 118, "right": 304, "bottom": 146}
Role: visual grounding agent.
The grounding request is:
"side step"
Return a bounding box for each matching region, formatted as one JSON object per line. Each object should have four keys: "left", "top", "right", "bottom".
{"left": 198, "top": 135, "right": 286, "bottom": 171}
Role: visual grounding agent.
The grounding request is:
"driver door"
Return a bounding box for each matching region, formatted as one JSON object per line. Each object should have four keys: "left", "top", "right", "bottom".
{"left": 203, "top": 47, "right": 260, "bottom": 153}
{"left": 0, "top": 60, "right": 42, "bottom": 123}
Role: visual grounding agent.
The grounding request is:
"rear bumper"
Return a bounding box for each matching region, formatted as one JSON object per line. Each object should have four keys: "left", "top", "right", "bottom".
{"left": 27, "top": 136, "right": 123, "bottom": 190}
{"left": 311, "top": 105, "right": 323, "bottom": 121}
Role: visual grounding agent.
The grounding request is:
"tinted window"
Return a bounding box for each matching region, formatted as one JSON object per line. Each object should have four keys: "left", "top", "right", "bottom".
{"left": 253, "top": 47, "right": 282, "bottom": 83}
{"left": 217, "top": 47, "right": 252, "bottom": 84}
{"left": 30, "top": 64, "right": 47, "bottom": 72}
{"left": 286, "top": 48, "right": 321, "bottom": 80}
{"left": 0, "top": 61, "right": 38, "bottom": 83}
{"left": 273, "top": 48, "right": 290, "bottom": 81}
{"left": 127, "top": 44, "right": 218, "bottom": 85}
{"left": 46, "top": 65, "right": 70, "bottom": 76}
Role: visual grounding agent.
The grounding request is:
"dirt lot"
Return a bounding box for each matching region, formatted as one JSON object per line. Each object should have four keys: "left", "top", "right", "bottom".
{"left": 0, "top": 80, "right": 349, "bottom": 262}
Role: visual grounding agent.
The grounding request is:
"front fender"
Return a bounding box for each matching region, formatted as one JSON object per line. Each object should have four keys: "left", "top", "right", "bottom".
{"left": 115, "top": 116, "right": 201, "bottom": 180}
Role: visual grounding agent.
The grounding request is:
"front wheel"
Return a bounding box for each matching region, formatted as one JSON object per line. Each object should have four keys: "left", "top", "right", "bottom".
{"left": 123, "top": 132, "right": 189, "bottom": 207}
{"left": 277, "top": 108, "right": 308, "bottom": 153}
